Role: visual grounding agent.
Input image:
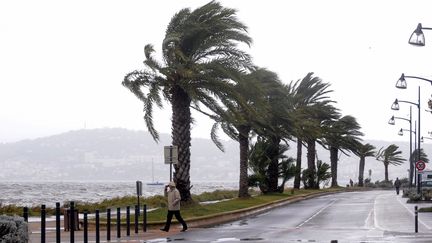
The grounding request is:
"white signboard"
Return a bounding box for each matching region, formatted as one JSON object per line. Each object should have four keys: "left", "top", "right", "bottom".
{"left": 164, "top": 145, "right": 178, "bottom": 164}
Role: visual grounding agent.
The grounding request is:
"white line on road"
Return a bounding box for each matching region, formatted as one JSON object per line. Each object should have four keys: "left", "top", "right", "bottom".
{"left": 396, "top": 195, "right": 431, "bottom": 230}
{"left": 295, "top": 200, "right": 336, "bottom": 228}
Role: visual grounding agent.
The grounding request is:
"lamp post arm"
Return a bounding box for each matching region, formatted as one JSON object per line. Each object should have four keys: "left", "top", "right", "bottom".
{"left": 394, "top": 116, "right": 411, "bottom": 123}
{"left": 398, "top": 99, "right": 419, "bottom": 108}
{"left": 405, "top": 75, "right": 432, "bottom": 85}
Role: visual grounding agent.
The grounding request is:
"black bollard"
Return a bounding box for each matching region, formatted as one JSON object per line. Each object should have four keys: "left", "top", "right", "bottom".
{"left": 41, "top": 204, "right": 46, "bottom": 243}
{"left": 23, "top": 207, "right": 28, "bottom": 222}
{"left": 95, "top": 210, "right": 100, "bottom": 243}
{"left": 117, "top": 207, "right": 121, "bottom": 238}
{"left": 107, "top": 208, "right": 111, "bottom": 241}
{"left": 134, "top": 205, "right": 138, "bottom": 234}
{"left": 55, "top": 202, "right": 61, "bottom": 243}
{"left": 70, "top": 201, "right": 75, "bottom": 243}
{"left": 415, "top": 206, "right": 418, "bottom": 233}
{"left": 84, "top": 211, "right": 88, "bottom": 243}
{"left": 126, "top": 206, "right": 130, "bottom": 236}
{"left": 143, "top": 204, "right": 147, "bottom": 232}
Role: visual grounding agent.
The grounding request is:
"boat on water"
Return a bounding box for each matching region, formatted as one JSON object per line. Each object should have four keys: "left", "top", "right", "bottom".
{"left": 146, "top": 181, "right": 164, "bottom": 186}
{"left": 146, "top": 159, "right": 164, "bottom": 186}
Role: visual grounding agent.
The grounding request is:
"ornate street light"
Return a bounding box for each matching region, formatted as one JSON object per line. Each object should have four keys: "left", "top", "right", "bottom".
{"left": 409, "top": 23, "right": 432, "bottom": 46}
{"left": 389, "top": 107, "right": 413, "bottom": 186}
{"left": 395, "top": 73, "right": 432, "bottom": 89}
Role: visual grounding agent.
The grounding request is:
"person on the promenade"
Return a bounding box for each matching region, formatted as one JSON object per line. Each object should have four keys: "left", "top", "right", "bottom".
{"left": 160, "top": 181, "right": 188, "bottom": 232}
{"left": 394, "top": 177, "right": 401, "bottom": 195}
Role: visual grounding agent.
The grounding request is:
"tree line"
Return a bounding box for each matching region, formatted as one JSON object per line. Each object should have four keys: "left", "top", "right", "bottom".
{"left": 122, "top": 1, "right": 423, "bottom": 202}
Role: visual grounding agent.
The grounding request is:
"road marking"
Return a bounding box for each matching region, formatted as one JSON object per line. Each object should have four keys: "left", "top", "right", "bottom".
{"left": 296, "top": 200, "right": 336, "bottom": 228}
{"left": 396, "top": 194, "right": 432, "bottom": 230}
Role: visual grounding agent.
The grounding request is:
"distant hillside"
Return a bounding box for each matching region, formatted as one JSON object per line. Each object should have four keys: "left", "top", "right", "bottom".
{"left": 0, "top": 128, "right": 430, "bottom": 184}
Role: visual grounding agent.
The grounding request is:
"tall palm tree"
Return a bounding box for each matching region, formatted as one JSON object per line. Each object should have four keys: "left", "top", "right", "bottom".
{"left": 376, "top": 144, "right": 406, "bottom": 181}
{"left": 210, "top": 68, "right": 276, "bottom": 198}
{"left": 285, "top": 73, "right": 333, "bottom": 189}
{"left": 303, "top": 102, "right": 340, "bottom": 189}
{"left": 323, "top": 115, "right": 363, "bottom": 187}
{"left": 353, "top": 142, "right": 376, "bottom": 187}
{"left": 122, "top": 1, "right": 253, "bottom": 201}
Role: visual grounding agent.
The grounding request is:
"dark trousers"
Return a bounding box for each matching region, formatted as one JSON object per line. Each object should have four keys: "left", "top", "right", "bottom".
{"left": 396, "top": 187, "right": 400, "bottom": 195}
{"left": 163, "top": 210, "right": 187, "bottom": 231}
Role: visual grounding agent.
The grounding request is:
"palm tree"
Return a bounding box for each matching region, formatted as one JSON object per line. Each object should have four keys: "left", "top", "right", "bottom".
{"left": 376, "top": 144, "right": 406, "bottom": 181}
{"left": 248, "top": 137, "right": 296, "bottom": 193}
{"left": 303, "top": 102, "right": 340, "bottom": 189}
{"left": 285, "top": 73, "right": 333, "bottom": 189}
{"left": 122, "top": 1, "right": 253, "bottom": 201}
{"left": 353, "top": 143, "right": 376, "bottom": 187}
{"left": 323, "top": 115, "right": 363, "bottom": 187}
{"left": 210, "top": 68, "right": 276, "bottom": 198}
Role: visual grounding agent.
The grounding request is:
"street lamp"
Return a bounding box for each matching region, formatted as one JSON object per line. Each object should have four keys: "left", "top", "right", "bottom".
{"left": 395, "top": 73, "right": 432, "bottom": 89}
{"left": 409, "top": 23, "right": 432, "bottom": 46}
{"left": 391, "top": 109, "right": 414, "bottom": 186}
{"left": 421, "top": 136, "right": 432, "bottom": 143}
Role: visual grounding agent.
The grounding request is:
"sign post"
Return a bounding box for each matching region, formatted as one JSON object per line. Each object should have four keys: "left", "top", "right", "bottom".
{"left": 164, "top": 146, "right": 178, "bottom": 181}
{"left": 136, "top": 181, "right": 142, "bottom": 216}
{"left": 416, "top": 160, "right": 426, "bottom": 194}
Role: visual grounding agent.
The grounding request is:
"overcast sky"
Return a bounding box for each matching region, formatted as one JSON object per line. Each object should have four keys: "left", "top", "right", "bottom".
{"left": 1, "top": 0, "right": 432, "bottom": 143}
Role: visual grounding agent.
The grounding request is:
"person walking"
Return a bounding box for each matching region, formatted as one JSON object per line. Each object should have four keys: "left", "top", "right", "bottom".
{"left": 160, "top": 181, "right": 188, "bottom": 232}
{"left": 394, "top": 177, "right": 401, "bottom": 195}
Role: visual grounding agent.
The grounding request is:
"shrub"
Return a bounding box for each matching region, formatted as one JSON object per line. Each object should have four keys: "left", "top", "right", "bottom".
{"left": 0, "top": 215, "right": 28, "bottom": 243}
{"left": 422, "top": 188, "right": 432, "bottom": 201}
{"left": 408, "top": 193, "right": 422, "bottom": 203}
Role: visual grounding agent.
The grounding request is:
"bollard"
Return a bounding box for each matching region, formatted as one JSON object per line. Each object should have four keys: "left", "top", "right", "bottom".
{"left": 55, "top": 202, "right": 61, "bottom": 243}
{"left": 84, "top": 211, "right": 88, "bottom": 243}
{"left": 23, "top": 207, "right": 28, "bottom": 222}
{"left": 96, "top": 210, "right": 100, "bottom": 243}
{"left": 41, "top": 204, "right": 46, "bottom": 243}
{"left": 107, "top": 208, "right": 111, "bottom": 241}
{"left": 134, "top": 205, "right": 139, "bottom": 234}
{"left": 143, "top": 204, "right": 147, "bottom": 232}
{"left": 117, "top": 207, "right": 121, "bottom": 238}
{"left": 126, "top": 206, "right": 130, "bottom": 236}
{"left": 70, "top": 201, "right": 75, "bottom": 243}
{"left": 415, "top": 206, "right": 418, "bottom": 233}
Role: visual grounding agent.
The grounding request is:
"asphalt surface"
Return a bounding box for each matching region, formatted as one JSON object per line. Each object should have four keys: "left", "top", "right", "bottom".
{"left": 146, "top": 190, "right": 432, "bottom": 243}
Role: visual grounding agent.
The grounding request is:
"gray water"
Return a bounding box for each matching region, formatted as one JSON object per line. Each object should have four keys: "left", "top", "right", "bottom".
{"left": 0, "top": 181, "right": 238, "bottom": 207}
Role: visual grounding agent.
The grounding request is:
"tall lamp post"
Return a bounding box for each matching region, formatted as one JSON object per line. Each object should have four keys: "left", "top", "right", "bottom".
{"left": 389, "top": 107, "right": 413, "bottom": 186}
{"left": 409, "top": 23, "right": 432, "bottom": 46}
{"left": 391, "top": 94, "right": 420, "bottom": 192}
{"left": 398, "top": 124, "right": 418, "bottom": 187}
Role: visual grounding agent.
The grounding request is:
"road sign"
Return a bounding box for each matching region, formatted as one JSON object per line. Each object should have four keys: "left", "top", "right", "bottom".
{"left": 164, "top": 145, "right": 178, "bottom": 164}
{"left": 416, "top": 160, "right": 426, "bottom": 171}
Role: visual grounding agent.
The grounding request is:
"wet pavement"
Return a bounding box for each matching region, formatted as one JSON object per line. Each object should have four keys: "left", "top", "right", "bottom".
{"left": 29, "top": 190, "right": 432, "bottom": 242}
{"left": 146, "top": 190, "right": 432, "bottom": 242}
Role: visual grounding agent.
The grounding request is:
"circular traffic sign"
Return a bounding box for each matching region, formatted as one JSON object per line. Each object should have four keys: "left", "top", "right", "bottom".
{"left": 416, "top": 160, "right": 426, "bottom": 171}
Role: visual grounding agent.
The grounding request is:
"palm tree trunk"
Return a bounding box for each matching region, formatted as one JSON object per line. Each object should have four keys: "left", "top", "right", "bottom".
{"left": 267, "top": 136, "right": 280, "bottom": 192}
{"left": 294, "top": 139, "right": 302, "bottom": 189}
{"left": 237, "top": 125, "right": 251, "bottom": 198}
{"left": 358, "top": 156, "right": 365, "bottom": 187}
{"left": 384, "top": 163, "right": 389, "bottom": 182}
{"left": 306, "top": 138, "right": 316, "bottom": 189}
{"left": 171, "top": 85, "right": 192, "bottom": 202}
{"left": 330, "top": 146, "right": 338, "bottom": 187}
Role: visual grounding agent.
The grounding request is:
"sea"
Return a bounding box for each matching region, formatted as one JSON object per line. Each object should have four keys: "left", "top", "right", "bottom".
{"left": 0, "top": 181, "right": 238, "bottom": 207}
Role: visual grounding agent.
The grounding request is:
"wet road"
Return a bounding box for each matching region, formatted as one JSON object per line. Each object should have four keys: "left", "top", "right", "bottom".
{"left": 147, "top": 190, "right": 432, "bottom": 242}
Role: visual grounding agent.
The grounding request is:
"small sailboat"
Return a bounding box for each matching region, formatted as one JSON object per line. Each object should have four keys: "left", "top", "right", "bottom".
{"left": 147, "top": 159, "right": 164, "bottom": 186}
